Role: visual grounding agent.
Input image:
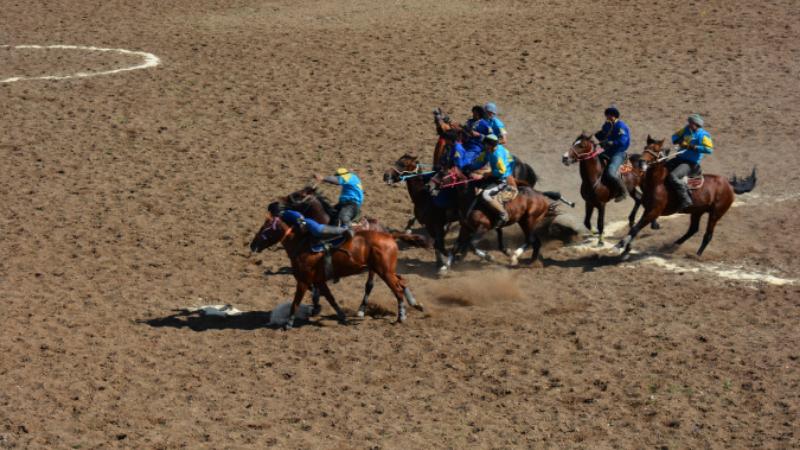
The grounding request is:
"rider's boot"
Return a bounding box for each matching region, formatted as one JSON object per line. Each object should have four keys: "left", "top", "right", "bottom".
{"left": 486, "top": 198, "right": 509, "bottom": 228}
{"left": 674, "top": 183, "right": 693, "bottom": 211}
{"left": 611, "top": 174, "right": 627, "bottom": 202}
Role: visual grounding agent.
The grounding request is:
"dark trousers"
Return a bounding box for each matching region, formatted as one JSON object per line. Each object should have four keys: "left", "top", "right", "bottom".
{"left": 666, "top": 159, "right": 698, "bottom": 202}
{"left": 335, "top": 202, "right": 360, "bottom": 226}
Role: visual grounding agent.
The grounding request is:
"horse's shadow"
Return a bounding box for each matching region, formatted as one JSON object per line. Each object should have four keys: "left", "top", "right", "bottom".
{"left": 139, "top": 309, "right": 333, "bottom": 331}
{"left": 543, "top": 252, "right": 651, "bottom": 272}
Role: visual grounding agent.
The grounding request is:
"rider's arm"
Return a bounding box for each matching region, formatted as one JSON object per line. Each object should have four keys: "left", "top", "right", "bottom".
{"left": 671, "top": 127, "right": 686, "bottom": 145}
{"left": 694, "top": 134, "right": 714, "bottom": 154}
{"left": 616, "top": 124, "right": 630, "bottom": 151}
{"left": 319, "top": 176, "right": 341, "bottom": 185}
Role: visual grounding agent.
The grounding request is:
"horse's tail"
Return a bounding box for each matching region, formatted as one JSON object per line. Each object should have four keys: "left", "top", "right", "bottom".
{"left": 730, "top": 167, "right": 757, "bottom": 195}
{"left": 542, "top": 191, "right": 577, "bottom": 208}
{"left": 390, "top": 232, "right": 433, "bottom": 249}
{"left": 513, "top": 157, "right": 538, "bottom": 188}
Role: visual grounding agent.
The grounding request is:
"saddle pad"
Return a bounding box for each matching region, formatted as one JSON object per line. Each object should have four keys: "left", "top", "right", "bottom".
{"left": 311, "top": 236, "right": 347, "bottom": 253}
{"left": 619, "top": 161, "right": 634, "bottom": 174}
{"left": 686, "top": 176, "right": 704, "bottom": 190}
{"left": 498, "top": 185, "right": 519, "bottom": 203}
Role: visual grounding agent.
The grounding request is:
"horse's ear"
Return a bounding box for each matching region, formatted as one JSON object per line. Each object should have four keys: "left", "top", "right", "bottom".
{"left": 646, "top": 135, "right": 654, "bottom": 145}
{"left": 657, "top": 139, "right": 665, "bottom": 145}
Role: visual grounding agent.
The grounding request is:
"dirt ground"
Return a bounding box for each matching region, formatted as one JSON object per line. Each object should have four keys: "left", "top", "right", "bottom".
{"left": 1, "top": 0, "right": 799, "bottom": 448}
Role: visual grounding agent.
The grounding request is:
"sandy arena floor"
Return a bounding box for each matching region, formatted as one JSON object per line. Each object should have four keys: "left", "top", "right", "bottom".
{"left": 1, "top": 0, "right": 799, "bottom": 448}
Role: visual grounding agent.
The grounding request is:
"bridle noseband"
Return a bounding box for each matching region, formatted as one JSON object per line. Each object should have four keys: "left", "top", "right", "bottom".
{"left": 567, "top": 139, "right": 604, "bottom": 162}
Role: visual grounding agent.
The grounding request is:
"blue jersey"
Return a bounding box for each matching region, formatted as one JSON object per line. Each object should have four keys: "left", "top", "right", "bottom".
{"left": 487, "top": 117, "right": 507, "bottom": 139}
{"left": 465, "top": 118, "right": 492, "bottom": 149}
{"left": 336, "top": 173, "right": 364, "bottom": 205}
{"left": 595, "top": 119, "right": 630, "bottom": 155}
{"left": 672, "top": 126, "right": 713, "bottom": 164}
{"left": 489, "top": 144, "right": 514, "bottom": 180}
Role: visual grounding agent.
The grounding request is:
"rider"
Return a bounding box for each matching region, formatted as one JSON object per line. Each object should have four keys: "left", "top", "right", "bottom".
{"left": 594, "top": 105, "right": 630, "bottom": 202}
{"left": 669, "top": 113, "right": 714, "bottom": 210}
{"left": 484, "top": 102, "right": 508, "bottom": 145}
{"left": 314, "top": 168, "right": 363, "bottom": 226}
{"left": 460, "top": 105, "right": 493, "bottom": 173}
{"left": 471, "top": 134, "right": 514, "bottom": 227}
{"left": 268, "top": 205, "right": 355, "bottom": 241}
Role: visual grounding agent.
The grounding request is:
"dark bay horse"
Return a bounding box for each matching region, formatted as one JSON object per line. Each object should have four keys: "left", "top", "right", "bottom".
{"left": 250, "top": 215, "right": 423, "bottom": 329}
{"left": 615, "top": 137, "right": 757, "bottom": 256}
{"left": 384, "top": 153, "right": 460, "bottom": 274}
{"left": 452, "top": 181, "right": 564, "bottom": 266}
{"left": 562, "top": 133, "right": 659, "bottom": 245}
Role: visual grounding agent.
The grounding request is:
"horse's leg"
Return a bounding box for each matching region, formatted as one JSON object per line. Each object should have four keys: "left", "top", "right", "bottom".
{"left": 285, "top": 282, "right": 309, "bottom": 330}
{"left": 583, "top": 202, "right": 594, "bottom": 233}
{"left": 356, "top": 271, "right": 375, "bottom": 319}
{"left": 596, "top": 203, "right": 606, "bottom": 246}
{"left": 376, "top": 270, "right": 408, "bottom": 323}
{"left": 310, "top": 286, "right": 321, "bottom": 316}
{"left": 616, "top": 208, "right": 662, "bottom": 256}
{"left": 496, "top": 228, "right": 510, "bottom": 255}
{"left": 628, "top": 193, "right": 640, "bottom": 229}
{"left": 404, "top": 216, "right": 416, "bottom": 233}
{"left": 316, "top": 282, "right": 347, "bottom": 324}
{"left": 697, "top": 213, "right": 721, "bottom": 257}
{"left": 433, "top": 225, "right": 450, "bottom": 274}
{"left": 470, "top": 228, "right": 493, "bottom": 262}
{"left": 674, "top": 211, "right": 702, "bottom": 246}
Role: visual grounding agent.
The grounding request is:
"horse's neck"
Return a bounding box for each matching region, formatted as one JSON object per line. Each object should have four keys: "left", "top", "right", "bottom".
{"left": 644, "top": 164, "right": 668, "bottom": 189}
{"left": 579, "top": 157, "right": 603, "bottom": 185}
{"left": 406, "top": 176, "right": 431, "bottom": 204}
{"left": 281, "top": 231, "right": 310, "bottom": 259}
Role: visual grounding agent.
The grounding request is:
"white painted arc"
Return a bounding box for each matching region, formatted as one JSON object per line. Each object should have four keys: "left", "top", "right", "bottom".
{"left": 0, "top": 44, "right": 160, "bottom": 83}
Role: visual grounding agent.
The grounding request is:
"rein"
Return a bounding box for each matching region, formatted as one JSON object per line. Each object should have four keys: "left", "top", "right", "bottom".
{"left": 439, "top": 168, "right": 476, "bottom": 189}
{"left": 390, "top": 161, "right": 435, "bottom": 182}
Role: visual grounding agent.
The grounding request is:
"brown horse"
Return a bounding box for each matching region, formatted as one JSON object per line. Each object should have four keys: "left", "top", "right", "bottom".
{"left": 268, "top": 185, "right": 428, "bottom": 316}
{"left": 453, "top": 181, "right": 563, "bottom": 266}
{"left": 250, "top": 215, "right": 423, "bottom": 329}
{"left": 615, "top": 137, "right": 757, "bottom": 256}
{"left": 562, "top": 133, "right": 659, "bottom": 245}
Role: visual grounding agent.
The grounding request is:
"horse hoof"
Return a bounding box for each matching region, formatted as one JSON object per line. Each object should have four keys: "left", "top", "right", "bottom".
{"left": 412, "top": 303, "right": 424, "bottom": 312}
{"left": 282, "top": 322, "right": 293, "bottom": 331}
{"left": 311, "top": 305, "right": 322, "bottom": 317}
{"left": 356, "top": 310, "right": 365, "bottom": 319}
{"left": 651, "top": 222, "right": 661, "bottom": 230}
{"left": 437, "top": 266, "right": 448, "bottom": 275}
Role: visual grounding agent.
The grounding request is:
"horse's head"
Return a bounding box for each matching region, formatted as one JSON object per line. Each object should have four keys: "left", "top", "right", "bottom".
{"left": 286, "top": 184, "right": 317, "bottom": 205}
{"left": 383, "top": 153, "right": 420, "bottom": 184}
{"left": 562, "top": 132, "right": 596, "bottom": 166}
{"left": 637, "top": 135, "right": 666, "bottom": 171}
{"left": 250, "top": 213, "right": 291, "bottom": 253}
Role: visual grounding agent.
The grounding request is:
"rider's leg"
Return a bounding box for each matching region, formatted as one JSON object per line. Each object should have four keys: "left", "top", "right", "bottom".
{"left": 335, "top": 202, "right": 359, "bottom": 227}
{"left": 666, "top": 161, "right": 693, "bottom": 209}
{"left": 481, "top": 183, "right": 508, "bottom": 226}
{"left": 606, "top": 152, "right": 628, "bottom": 202}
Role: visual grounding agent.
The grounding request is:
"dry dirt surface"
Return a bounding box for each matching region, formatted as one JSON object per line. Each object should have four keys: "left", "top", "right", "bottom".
{"left": 2, "top": 0, "right": 799, "bottom": 448}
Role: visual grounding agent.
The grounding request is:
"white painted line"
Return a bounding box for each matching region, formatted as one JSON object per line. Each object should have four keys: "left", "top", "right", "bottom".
{"left": 1, "top": 44, "right": 160, "bottom": 83}
{"left": 560, "top": 193, "right": 799, "bottom": 286}
{"left": 629, "top": 256, "right": 796, "bottom": 286}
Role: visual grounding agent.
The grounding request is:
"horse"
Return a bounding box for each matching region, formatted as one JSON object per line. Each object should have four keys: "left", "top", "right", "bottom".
{"left": 269, "top": 185, "right": 429, "bottom": 315}
{"left": 384, "top": 153, "right": 460, "bottom": 274}
{"left": 451, "top": 177, "right": 566, "bottom": 266}
{"left": 250, "top": 214, "right": 423, "bottom": 329}
{"left": 615, "top": 137, "right": 757, "bottom": 256}
{"left": 562, "top": 133, "right": 660, "bottom": 245}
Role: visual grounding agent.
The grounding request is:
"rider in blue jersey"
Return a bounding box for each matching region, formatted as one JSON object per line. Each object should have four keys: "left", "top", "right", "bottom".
{"left": 315, "top": 168, "right": 364, "bottom": 226}
{"left": 669, "top": 113, "right": 714, "bottom": 210}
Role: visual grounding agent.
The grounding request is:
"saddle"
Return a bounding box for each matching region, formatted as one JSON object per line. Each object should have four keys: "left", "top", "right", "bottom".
{"left": 683, "top": 165, "right": 704, "bottom": 190}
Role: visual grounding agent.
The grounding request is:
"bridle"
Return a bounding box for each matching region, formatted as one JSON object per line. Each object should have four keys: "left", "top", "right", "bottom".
{"left": 567, "top": 138, "right": 605, "bottom": 162}
{"left": 260, "top": 217, "right": 293, "bottom": 245}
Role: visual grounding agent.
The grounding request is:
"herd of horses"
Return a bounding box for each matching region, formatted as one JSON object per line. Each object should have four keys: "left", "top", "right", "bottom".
{"left": 249, "top": 112, "right": 757, "bottom": 329}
